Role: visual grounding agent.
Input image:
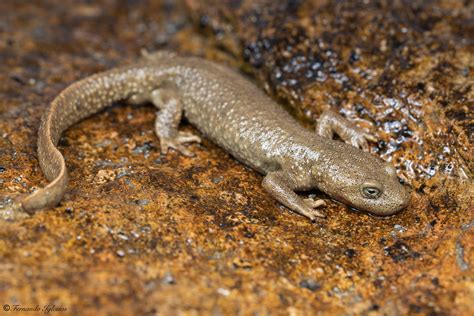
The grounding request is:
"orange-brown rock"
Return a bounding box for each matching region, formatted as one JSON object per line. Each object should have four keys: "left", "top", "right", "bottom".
{"left": 0, "top": 1, "right": 471, "bottom": 314}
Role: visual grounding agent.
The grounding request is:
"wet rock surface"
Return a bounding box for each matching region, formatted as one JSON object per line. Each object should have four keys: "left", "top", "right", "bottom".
{"left": 0, "top": 0, "right": 472, "bottom": 314}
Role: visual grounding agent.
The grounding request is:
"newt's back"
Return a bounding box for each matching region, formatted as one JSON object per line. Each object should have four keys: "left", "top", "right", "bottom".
{"left": 168, "top": 57, "right": 314, "bottom": 172}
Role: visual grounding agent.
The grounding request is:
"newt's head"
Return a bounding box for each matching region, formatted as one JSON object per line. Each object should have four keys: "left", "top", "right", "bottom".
{"left": 312, "top": 145, "right": 411, "bottom": 216}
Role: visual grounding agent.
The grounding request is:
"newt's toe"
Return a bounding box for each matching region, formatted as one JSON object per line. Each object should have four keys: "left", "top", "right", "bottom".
{"left": 302, "top": 198, "right": 326, "bottom": 220}
{"left": 160, "top": 134, "right": 199, "bottom": 157}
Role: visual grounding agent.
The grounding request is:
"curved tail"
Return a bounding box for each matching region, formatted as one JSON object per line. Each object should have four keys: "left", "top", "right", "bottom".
{"left": 20, "top": 111, "right": 70, "bottom": 214}
{"left": 14, "top": 65, "right": 155, "bottom": 214}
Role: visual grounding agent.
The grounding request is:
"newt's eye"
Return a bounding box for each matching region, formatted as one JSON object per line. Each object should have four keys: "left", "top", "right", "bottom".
{"left": 361, "top": 183, "right": 382, "bottom": 199}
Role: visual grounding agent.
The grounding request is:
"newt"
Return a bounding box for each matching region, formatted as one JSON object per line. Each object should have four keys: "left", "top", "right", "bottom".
{"left": 4, "top": 51, "right": 410, "bottom": 221}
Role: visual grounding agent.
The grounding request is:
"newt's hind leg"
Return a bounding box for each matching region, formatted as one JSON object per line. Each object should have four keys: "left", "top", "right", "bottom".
{"left": 315, "top": 110, "right": 376, "bottom": 151}
{"left": 151, "top": 88, "right": 201, "bottom": 157}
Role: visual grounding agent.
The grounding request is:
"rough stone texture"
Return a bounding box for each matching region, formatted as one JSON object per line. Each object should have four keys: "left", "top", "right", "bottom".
{"left": 0, "top": 0, "right": 472, "bottom": 315}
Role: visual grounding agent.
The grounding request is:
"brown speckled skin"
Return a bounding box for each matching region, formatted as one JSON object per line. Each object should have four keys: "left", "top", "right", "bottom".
{"left": 14, "top": 53, "right": 410, "bottom": 220}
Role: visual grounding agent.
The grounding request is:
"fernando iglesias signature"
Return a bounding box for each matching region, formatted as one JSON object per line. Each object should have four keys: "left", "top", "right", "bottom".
{"left": 3, "top": 304, "right": 67, "bottom": 314}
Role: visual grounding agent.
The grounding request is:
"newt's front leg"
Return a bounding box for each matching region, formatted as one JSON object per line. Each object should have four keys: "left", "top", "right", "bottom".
{"left": 262, "top": 171, "right": 326, "bottom": 221}
{"left": 316, "top": 110, "right": 376, "bottom": 151}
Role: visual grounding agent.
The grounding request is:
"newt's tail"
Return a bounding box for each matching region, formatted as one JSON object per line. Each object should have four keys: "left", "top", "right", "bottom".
{"left": 7, "top": 65, "right": 155, "bottom": 216}
{"left": 19, "top": 109, "right": 71, "bottom": 214}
